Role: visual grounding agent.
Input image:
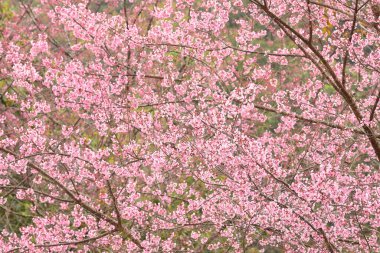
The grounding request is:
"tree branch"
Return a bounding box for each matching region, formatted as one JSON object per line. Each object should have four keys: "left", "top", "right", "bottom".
{"left": 250, "top": 0, "right": 380, "bottom": 161}
{"left": 7, "top": 230, "right": 116, "bottom": 252}
{"left": 0, "top": 147, "right": 144, "bottom": 250}
{"left": 341, "top": 0, "right": 359, "bottom": 87}
{"left": 370, "top": 89, "right": 380, "bottom": 121}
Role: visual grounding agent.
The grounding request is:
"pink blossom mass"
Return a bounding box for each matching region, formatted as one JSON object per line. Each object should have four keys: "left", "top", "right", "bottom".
{"left": 0, "top": 0, "right": 379, "bottom": 252}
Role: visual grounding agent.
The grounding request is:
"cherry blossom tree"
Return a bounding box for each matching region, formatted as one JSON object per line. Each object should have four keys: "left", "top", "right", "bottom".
{"left": 0, "top": 0, "right": 379, "bottom": 252}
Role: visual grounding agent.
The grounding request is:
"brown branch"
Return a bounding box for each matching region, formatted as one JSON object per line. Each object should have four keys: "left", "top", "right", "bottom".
{"left": 0, "top": 147, "right": 144, "bottom": 250}
{"left": 0, "top": 148, "right": 113, "bottom": 223}
{"left": 307, "top": 0, "right": 313, "bottom": 43}
{"left": 370, "top": 89, "right": 380, "bottom": 121}
{"left": 309, "top": 1, "right": 351, "bottom": 16}
{"left": 341, "top": 0, "right": 359, "bottom": 87}
{"left": 123, "top": 0, "right": 129, "bottom": 29}
{"left": 35, "top": 229, "right": 116, "bottom": 248}
{"left": 224, "top": 44, "right": 307, "bottom": 58}
{"left": 354, "top": 212, "right": 371, "bottom": 251}
{"left": 106, "top": 180, "right": 123, "bottom": 227}
{"left": 146, "top": 0, "right": 159, "bottom": 34}
{"left": 247, "top": 174, "right": 336, "bottom": 253}
{"left": 253, "top": 104, "right": 378, "bottom": 137}
{"left": 195, "top": 225, "right": 226, "bottom": 253}
{"left": 144, "top": 43, "right": 307, "bottom": 58}
{"left": 7, "top": 230, "right": 116, "bottom": 252}
{"left": 250, "top": 0, "right": 380, "bottom": 161}
{"left": 1, "top": 177, "right": 28, "bottom": 198}
{"left": 20, "top": 1, "right": 73, "bottom": 59}
{"left": 138, "top": 98, "right": 379, "bottom": 138}
{"left": 0, "top": 185, "right": 74, "bottom": 203}
{"left": 337, "top": 239, "right": 359, "bottom": 245}
{"left": 254, "top": 161, "right": 308, "bottom": 203}
{"left": 0, "top": 205, "right": 35, "bottom": 218}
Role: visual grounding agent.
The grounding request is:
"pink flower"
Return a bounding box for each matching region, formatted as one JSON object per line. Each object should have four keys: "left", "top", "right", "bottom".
{"left": 30, "top": 34, "right": 49, "bottom": 57}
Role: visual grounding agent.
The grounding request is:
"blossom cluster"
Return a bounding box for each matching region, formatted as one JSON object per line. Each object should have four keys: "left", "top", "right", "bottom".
{"left": 0, "top": 0, "right": 379, "bottom": 252}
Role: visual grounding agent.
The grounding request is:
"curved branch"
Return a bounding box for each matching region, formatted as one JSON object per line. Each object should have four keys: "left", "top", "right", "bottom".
{"left": 249, "top": 0, "right": 380, "bottom": 161}
{"left": 0, "top": 147, "right": 144, "bottom": 250}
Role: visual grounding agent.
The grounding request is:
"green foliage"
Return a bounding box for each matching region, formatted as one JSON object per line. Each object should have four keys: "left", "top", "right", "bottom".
{"left": 0, "top": 196, "right": 34, "bottom": 234}
{"left": 323, "top": 83, "right": 336, "bottom": 95}
{"left": 0, "top": 0, "right": 13, "bottom": 37}
{"left": 255, "top": 112, "right": 280, "bottom": 136}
